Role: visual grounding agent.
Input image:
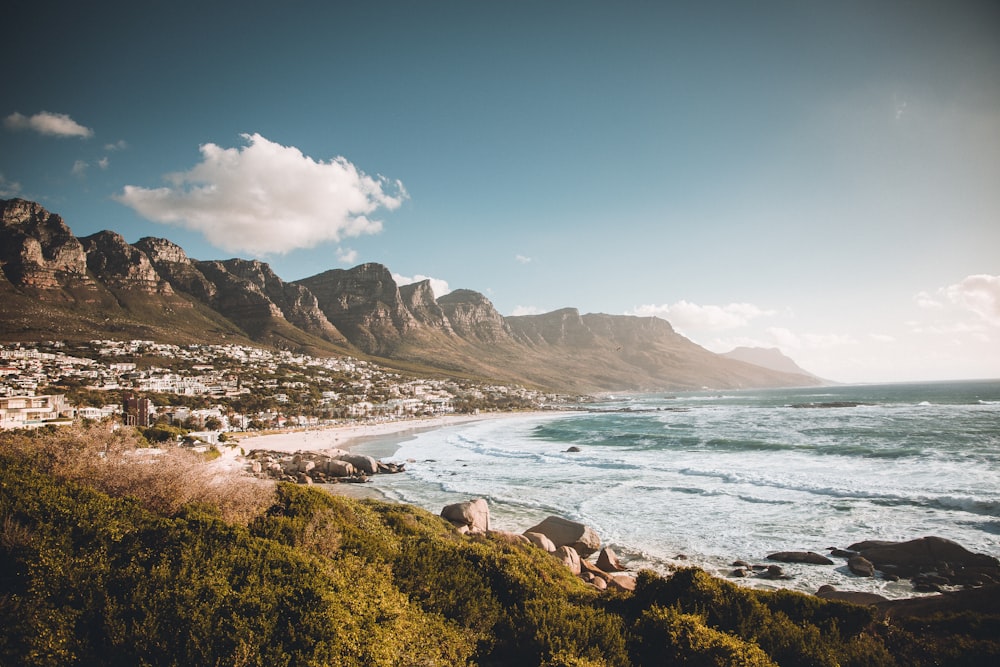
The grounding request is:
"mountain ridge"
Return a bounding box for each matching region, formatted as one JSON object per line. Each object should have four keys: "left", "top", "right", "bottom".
{"left": 0, "top": 198, "right": 822, "bottom": 392}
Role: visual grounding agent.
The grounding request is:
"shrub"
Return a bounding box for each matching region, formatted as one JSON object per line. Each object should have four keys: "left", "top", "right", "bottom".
{"left": 632, "top": 605, "right": 776, "bottom": 666}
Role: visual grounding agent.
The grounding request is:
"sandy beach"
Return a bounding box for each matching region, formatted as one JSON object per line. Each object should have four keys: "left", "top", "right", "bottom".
{"left": 232, "top": 413, "right": 500, "bottom": 454}
{"left": 212, "top": 411, "right": 564, "bottom": 493}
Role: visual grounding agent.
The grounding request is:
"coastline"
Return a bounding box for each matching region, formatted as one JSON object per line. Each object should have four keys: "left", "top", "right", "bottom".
{"left": 217, "top": 411, "right": 566, "bottom": 500}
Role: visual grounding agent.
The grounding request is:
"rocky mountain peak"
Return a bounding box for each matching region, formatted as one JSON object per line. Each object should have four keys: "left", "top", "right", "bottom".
{"left": 437, "top": 289, "right": 512, "bottom": 343}
{"left": 399, "top": 280, "right": 453, "bottom": 333}
{"left": 133, "top": 237, "right": 192, "bottom": 265}
{"left": 295, "top": 262, "right": 416, "bottom": 355}
{"left": 80, "top": 231, "right": 172, "bottom": 294}
{"left": 0, "top": 198, "right": 91, "bottom": 289}
{"left": 220, "top": 258, "right": 348, "bottom": 345}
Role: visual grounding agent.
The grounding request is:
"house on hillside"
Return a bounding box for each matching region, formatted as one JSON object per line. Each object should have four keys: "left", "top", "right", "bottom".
{"left": 0, "top": 394, "right": 71, "bottom": 429}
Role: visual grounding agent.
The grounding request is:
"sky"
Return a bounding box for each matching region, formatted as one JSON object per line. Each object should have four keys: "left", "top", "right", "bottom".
{"left": 2, "top": 0, "right": 998, "bottom": 384}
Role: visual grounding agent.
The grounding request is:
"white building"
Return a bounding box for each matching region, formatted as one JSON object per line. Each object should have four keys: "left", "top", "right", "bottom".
{"left": 0, "top": 394, "right": 70, "bottom": 429}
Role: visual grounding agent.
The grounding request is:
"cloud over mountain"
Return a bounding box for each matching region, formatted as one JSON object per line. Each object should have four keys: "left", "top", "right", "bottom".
{"left": 629, "top": 300, "right": 774, "bottom": 332}
{"left": 4, "top": 111, "right": 93, "bottom": 138}
{"left": 114, "top": 133, "right": 407, "bottom": 255}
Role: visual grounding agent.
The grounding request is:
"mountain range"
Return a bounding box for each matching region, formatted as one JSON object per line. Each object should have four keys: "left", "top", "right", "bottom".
{"left": 0, "top": 198, "right": 822, "bottom": 392}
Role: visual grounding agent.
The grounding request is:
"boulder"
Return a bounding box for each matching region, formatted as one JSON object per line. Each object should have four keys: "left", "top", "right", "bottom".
{"left": 441, "top": 498, "right": 490, "bottom": 533}
{"left": 762, "top": 565, "right": 789, "bottom": 580}
{"left": 488, "top": 530, "right": 530, "bottom": 545}
{"left": 525, "top": 516, "right": 601, "bottom": 558}
{"left": 524, "top": 531, "right": 557, "bottom": 553}
{"left": 848, "top": 536, "right": 1000, "bottom": 572}
{"left": 596, "top": 546, "right": 625, "bottom": 572}
{"left": 767, "top": 551, "right": 835, "bottom": 565}
{"left": 554, "top": 545, "right": 582, "bottom": 576}
{"left": 580, "top": 559, "right": 612, "bottom": 582}
{"left": 324, "top": 460, "right": 356, "bottom": 477}
{"left": 848, "top": 555, "right": 876, "bottom": 577}
{"left": 336, "top": 453, "right": 379, "bottom": 475}
{"left": 608, "top": 574, "right": 636, "bottom": 592}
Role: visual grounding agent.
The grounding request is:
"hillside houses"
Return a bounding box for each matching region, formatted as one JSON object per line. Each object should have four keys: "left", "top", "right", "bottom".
{"left": 0, "top": 340, "right": 557, "bottom": 431}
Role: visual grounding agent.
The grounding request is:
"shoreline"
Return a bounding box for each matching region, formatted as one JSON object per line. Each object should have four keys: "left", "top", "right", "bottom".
{"left": 215, "top": 411, "right": 567, "bottom": 499}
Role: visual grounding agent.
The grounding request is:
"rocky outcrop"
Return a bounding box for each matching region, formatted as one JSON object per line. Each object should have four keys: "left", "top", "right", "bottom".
{"left": 848, "top": 536, "right": 999, "bottom": 571}
{"left": 296, "top": 263, "right": 417, "bottom": 354}
{"left": 196, "top": 260, "right": 284, "bottom": 324}
{"left": 0, "top": 198, "right": 95, "bottom": 293}
{"left": 134, "top": 237, "right": 218, "bottom": 302}
{"left": 220, "top": 259, "right": 348, "bottom": 345}
{"left": 80, "top": 231, "right": 173, "bottom": 294}
{"left": 399, "top": 280, "right": 454, "bottom": 333}
{"left": 843, "top": 536, "right": 1000, "bottom": 587}
{"left": 437, "top": 289, "right": 513, "bottom": 344}
{"left": 245, "top": 449, "right": 404, "bottom": 485}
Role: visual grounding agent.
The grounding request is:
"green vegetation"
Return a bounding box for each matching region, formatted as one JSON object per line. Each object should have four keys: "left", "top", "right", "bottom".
{"left": 1, "top": 427, "right": 998, "bottom": 666}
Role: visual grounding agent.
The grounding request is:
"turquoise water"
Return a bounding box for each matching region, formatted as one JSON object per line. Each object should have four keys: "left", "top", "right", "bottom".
{"left": 375, "top": 380, "right": 1000, "bottom": 597}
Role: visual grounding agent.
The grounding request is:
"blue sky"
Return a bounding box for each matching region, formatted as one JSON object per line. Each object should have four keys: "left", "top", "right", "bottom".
{"left": 2, "top": 0, "right": 998, "bottom": 383}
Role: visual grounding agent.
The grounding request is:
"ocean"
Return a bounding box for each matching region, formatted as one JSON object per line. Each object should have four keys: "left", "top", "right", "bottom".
{"left": 363, "top": 380, "right": 1000, "bottom": 598}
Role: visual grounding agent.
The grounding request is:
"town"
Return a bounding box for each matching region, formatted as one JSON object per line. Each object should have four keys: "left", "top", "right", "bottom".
{"left": 0, "top": 340, "right": 570, "bottom": 433}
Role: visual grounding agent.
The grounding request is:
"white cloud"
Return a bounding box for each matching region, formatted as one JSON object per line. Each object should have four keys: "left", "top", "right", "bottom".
{"left": 914, "top": 274, "right": 1000, "bottom": 333}
{"left": 511, "top": 305, "right": 543, "bottom": 316}
{"left": 914, "top": 291, "right": 944, "bottom": 309}
{"left": 941, "top": 274, "right": 1000, "bottom": 326}
{"left": 335, "top": 247, "right": 358, "bottom": 264}
{"left": 0, "top": 173, "right": 22, "bottom": 197}
{"left": 114, "top": 133, "right": 407, "bottom": 255}
{"left": 104, "top": 139, "right": 128, "bottom": 151}
{"left": 629, "top": 300, "right": 775, "bottom": 331}
{"left": 393, "top": 273, "right": 451, "bottom": 298}
{"left": 97, "top": 157, "right": 110, "bottom": 170}
{"left": 869, "top": 333, "right": 896, "bottom": 343}
{"left": 515, "top": 254, "right": 532, "bottom": 264}
{"left": 4, "top": 111, "right": 93, "bottom": 138}
{"left": 766, "top": 327, "right": 802, "bottom": 350}
{"left": 71, "top": 160, "right": 89, "bottom": 177}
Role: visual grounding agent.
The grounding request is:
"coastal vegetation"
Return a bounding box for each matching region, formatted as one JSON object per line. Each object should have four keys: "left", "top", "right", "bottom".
{"left": 2, "top": 426, "right": 998, "bottom": 666}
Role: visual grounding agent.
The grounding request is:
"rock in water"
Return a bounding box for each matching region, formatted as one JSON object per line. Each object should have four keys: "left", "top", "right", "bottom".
{"left": 525, "top": 516, "right": 601, "bottom": 558}
{"left": 848, "top": 555, "right": 876, "bottom": 577}
{"left": 767, "top": 551, "right": 835, "bottom": 565}
{"left": 441, "top": 498, "right": 490, "bottom": 533}
{"left": 848, "top": 536, "right": 999, "bottom": 571}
